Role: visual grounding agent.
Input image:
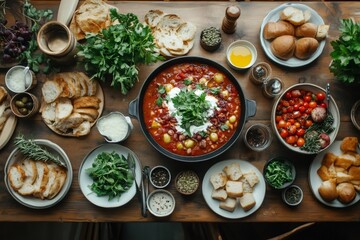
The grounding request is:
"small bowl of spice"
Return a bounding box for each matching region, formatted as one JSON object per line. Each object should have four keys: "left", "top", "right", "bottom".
{"left": 10, "top": 92, "right": 39, "bottom": 118}
{"left": 175, "top": 170, "right": 199, "bottom": 195}
{"left": 244, "top": 123, "right": 272, "bottom": 151}
{"left": 263, "top": 157, "right": 296, "bottom": 190}
{"left": 147, "top": 189, "right": 175, "bottom": 217}
{"left": 149, "top": 165, "right": 171, "bottom": 188}
{"left": 200, "top": 27, "right": 222, "bottom": 52}
{"left": 282, "top": 185, "right": 303, "bottom": 207}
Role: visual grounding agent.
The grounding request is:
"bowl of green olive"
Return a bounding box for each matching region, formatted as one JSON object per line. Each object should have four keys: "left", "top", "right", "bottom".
{"left": 10, "top": 92, "right": 39, "bottom": 118}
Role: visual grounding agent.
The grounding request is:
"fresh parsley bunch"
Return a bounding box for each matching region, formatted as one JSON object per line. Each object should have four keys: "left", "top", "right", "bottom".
{"left": 330, "top": 19, "right": 360, "bottom": 84}
{"left": 78, "top": 9, "right": 164, "bottom": 95}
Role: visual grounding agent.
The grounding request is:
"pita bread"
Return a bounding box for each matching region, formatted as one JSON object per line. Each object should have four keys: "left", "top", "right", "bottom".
{"left": 145, "top": 9, "right": 164, "bottom": 28}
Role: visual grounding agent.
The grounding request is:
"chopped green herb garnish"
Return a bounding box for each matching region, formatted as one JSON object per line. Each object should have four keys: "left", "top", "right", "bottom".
{"left": 184, "top": 78, "right": 192, "bottom": 85}
{"left": 264, "top": 159, "right": 293, "bottom": 189}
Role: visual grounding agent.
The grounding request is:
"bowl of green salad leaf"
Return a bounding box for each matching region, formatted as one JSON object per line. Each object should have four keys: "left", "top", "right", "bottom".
{"left": 263, "top": 157, "right": 296, "bottom": 190}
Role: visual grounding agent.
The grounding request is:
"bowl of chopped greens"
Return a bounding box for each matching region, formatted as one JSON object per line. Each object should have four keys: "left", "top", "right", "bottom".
{"left": 271, "top": 83, "right": 340, "bottom": 154}
{"left": 263, "top": 157, "right": 296, "bottom": 190}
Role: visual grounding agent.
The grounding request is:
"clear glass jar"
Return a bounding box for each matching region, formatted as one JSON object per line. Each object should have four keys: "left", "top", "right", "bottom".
{"left": 249, "top": 62, "right": 272, "bottom": 85}
{"left": 262, "top": 77, "right": 283, "bottom": 98}
{"left": 244, "top": 123, "right": 272, "bottom": 151}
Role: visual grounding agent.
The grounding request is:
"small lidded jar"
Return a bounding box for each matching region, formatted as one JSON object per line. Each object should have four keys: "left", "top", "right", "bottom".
{"left": 244, "top": 123, "right": 272, "bottom": 151}
{"left": 249, "top": 62, "right": 272, "bottom": 85}
{"left": 262, "top": 77, "right": 283, "bottom": 98}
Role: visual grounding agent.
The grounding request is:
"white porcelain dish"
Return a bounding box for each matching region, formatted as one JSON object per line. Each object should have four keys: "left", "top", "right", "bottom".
{"left": 4, "top": 139, "right": 73, "bottom": 209}
{"left": 309, "top": 140, "right": 360, "bottom": 208}
{"left": 260, "top": 3, "right": 326, "bottom": 67}
{"left": 202, "top": 159, "right": 266, "bottom": 219}
{"left": 78, "top": 144, "right": 142, "bottom": 208}
{"left": 226, "top": 40, "right": 257, "bottom": 70}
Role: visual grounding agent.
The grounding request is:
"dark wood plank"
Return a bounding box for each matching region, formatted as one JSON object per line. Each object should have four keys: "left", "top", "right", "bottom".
{"left": 0, "top": 1, "right": 360, "bottom": 222}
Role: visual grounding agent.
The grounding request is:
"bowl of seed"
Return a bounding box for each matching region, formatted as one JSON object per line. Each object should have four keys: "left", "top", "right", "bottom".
{"left": 200, "top": 27, "right": 222, "bottom": 52}
{"left": 175, "top": 170, "right": 199, "bottom": 195}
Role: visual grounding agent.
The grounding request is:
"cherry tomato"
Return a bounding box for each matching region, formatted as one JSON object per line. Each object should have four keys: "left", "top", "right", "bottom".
{"left": 288, "top": 118, "right": 295, "bottom": 125}
{"left": 299, "top": 106, "right": 306, "bottom": 113}
{"left": 293, "top": 104, "right": 299, "bottom": 111}
{"left": 292, "top": 111, "right": 301, "bottom": 118}
{"left": 291, "top": 90, "right": 301, "bottom": 98}
{"left": 287, "top": 106, "right": 294, "bottom": 113}
{"left": 294, "top": 122, "right": 301, "bottom": 129}
{"left": 309, "top": 101, "right": 317, "bottom": 108}
{"left": 297, "top": 137, "right": 305, "bottom": 147}
{"left": 303, "top": 102, "right": 309, "bottom": 108}
{"left": 278, "top": 120, "right": 286, "bottom": 128}
{"left": 288, "top": 125, "right": 297, "bottom": 135}
{"left": 305, "top": 120, "right": 313, "bottom": 128}
{"left": 275, "top": 115, "right": 282, "bottom": 123}
{"left": 280, "top": 129, "right": 289, "bottom": 138}
{"left": 320, "top": 102, "right": 327, "bottom": 109}
{"left": 285, "top": 91, "right": 292, "bottom": 99}
{"left": 304, "top": 95, "right": 311, "bottom": 102}
{"left": 286, "top": 135, "right": 296, "bottom": 144}
{"left": 316, "top": 92, "right": 326, "bottom": 102}
{"left": 296, "top": 128, "right": 305, "bottom": 137}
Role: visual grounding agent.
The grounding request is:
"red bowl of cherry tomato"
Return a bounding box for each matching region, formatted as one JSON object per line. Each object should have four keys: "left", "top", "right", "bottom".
{"left": 271, "top": 83, "right": 340, "bottom": 154}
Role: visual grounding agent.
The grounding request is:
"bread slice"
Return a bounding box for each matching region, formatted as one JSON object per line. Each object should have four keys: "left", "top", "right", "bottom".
{"left": 177, "top": 22, "right": 196, "bottom": 41}
{"left": 41, "top": 102, "right": 57, "bottom": 125}
{"left": 0, "top": 86, "right": 8, "bottom": 104}
{"left": 316, "top": 24, "right": 330, "bottom": 41}
{"left": 156, "top": 14, "right": 183, "bottom": 31}
{"left": 73, "top": 120, "right": 91, "bottom": 137}
{"left": 42, "top": 80, "right": 63, "bottom": 103}
{"left": 223, "top": 163, "right": 242, "bottom": 181}
{"left": 322, "top": 152, "right": 338, "bottom": 168}
{"left": 55, "top": 97, "right": 73, "bottom": 121}
{"left": 335, "top": 154, "right": 356, "bottom": 170}
{"left": 145, "top": 9, "right": 164, "bottom": 28}
{"left": 73, "top": 96, "right": 101, "bottom": 109}
{"left": 74, "top": 72, "right": 89, "bottom": 97}
{"left": 73, "top": 108, "right": 99, "bottom": 120}
{"left": 168, "top": 39, "right": 194, "bottom": 56}
{"left": 41, "top": 163, "right": 59, "bottom": 199}
{"left": 280, "top": 6, "right": 299, "bottom": 21}
{"left": 317, "top": 165, "right": 335, "bottom": 181}
{"left": 219, "top": 197, "right": 236, "bottom": 212}
{"left": 54, "top": 112, "right": 84, "bottom": 133}
{"left": 47, "top": 167, "right": 67, "bottom": 199}
{"left": 32, "top": 161, "right": 50, "bottom": 197}
{"left": 8, "top": 164, "right": 26, "bottom": 190}
{"left": 340, "top": 137, "right": 358, "bottom": 153}
{"left": 211, "top": 188, "right": 227, "bottom": 201}
{"left": 225, "top": 180, "right": 243, "bottom": 198}
{"left": 19, "top": 159, "right": 37, "bottom": 185}
{"left": 239, "top": 193, "right": 256, "bottom": 211}
{"left": 239, "top": 177, "right": 253, "bottom": 193}
{"left": 336, "top": 172, "right": 354, "bottom": 184}
{"left": 77, "top": 72, "right": 97, "bottom": 96}
{"left": 287, "top": 10, "right": 305, "bottom": 26}
{"left": 210, "top": 171, "right": 227, "bottom": 190}
{"left": 243, "top": 171, "right": 259, "bottom": 188}
{"left": 349, "top": 166, "right": 360, "bottom": 180}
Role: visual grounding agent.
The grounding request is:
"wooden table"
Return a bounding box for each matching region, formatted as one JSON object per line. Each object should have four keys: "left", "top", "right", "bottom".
{"left": 1, "top": 1, "right": 360, "bottom": 222}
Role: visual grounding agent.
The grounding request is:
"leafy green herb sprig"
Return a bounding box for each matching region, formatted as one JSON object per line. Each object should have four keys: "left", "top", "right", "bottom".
{"left": 18, "top": 0, "right": 56, "bottom": 73}
{"left": 78, "top": 9, "right": 164, "bottom": 95}
{"left": 330, "top": 18, "right": 360, "bottom": 84}
{"left": 14, "top": 135, "right": 66, "bottom": 168}
{"left": 86, "top": 151, "right": 134, "bottom": 201}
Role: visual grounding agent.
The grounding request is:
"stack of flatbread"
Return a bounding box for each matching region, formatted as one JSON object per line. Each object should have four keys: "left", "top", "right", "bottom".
{"left": 70, "top": 0, "right": 115, "bottom": 40}
{"left": 40, "top": 72, "right": 101, "bottom": 137}
{"left": 8, "top": 159, "right": 67, "bottom": 200}
{"left": 145, "top": 10, "right": 197, "bottom": 57}
{"left": 0, "top": 87, "right": 11, "bottom": 134}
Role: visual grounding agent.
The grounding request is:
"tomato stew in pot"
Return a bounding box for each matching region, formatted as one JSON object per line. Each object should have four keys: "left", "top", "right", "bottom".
{"left": 142, "top": 63, "right": 241, "bottom": 156}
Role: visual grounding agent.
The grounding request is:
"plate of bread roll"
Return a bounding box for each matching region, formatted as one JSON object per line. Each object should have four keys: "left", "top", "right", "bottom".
{"left": 260, "top": 3, "right": 329, "bottom": 67}
{"left": 202, "top": 159, "right": 266, "bottom": 219}
{"left": 309, "top": 137, "right": 360, "bottom": 207}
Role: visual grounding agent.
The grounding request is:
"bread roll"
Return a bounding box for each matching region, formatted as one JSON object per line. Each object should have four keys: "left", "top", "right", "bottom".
{"left": 263, "top": 21, "right": 295, "bottom": 40}
{"left": 270, "top": 35, "right": 296, "bottom": 60}
{"left": 340, "top": 137, "right": 358, "bottom": 153}
{"left": 294, "top": 37, "right": 319, "bottom": 59}
{"left": 318, "top": 179, "right": 338, "bottom": 202}
{"left": 239, "top": 192, "right": 256, "bottom": 211}
{"left": 295, "top": 23, "right": 317, "bottom": 38}
{"left": 337, "top": 182, "right": 356, "bottom": 204}
{"left": 316, "top": 24, "right": 330, "bottom": 40}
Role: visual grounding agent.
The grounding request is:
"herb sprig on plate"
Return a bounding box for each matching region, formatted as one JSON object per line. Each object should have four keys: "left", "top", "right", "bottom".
{"left": 78, "top": 9, "right": 164, "bottom": 95}
{"left": 86, "top": 151, "right": 134, "bottom": 201}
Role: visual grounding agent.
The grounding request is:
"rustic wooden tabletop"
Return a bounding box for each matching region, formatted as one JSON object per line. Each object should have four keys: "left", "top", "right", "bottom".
{"left": 0, "top": 1, "right": 359, "bottom": 222}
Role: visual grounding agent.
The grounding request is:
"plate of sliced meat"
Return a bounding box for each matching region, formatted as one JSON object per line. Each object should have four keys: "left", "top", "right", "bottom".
{"left": 40, "top": 72, "right": 104, "bottom": 137}
{"left": 4, "top": 139, "right": 73, "bottom": 209}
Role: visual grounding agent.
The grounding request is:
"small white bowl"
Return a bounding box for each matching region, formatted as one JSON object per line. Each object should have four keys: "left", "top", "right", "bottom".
{"left": 96, "top": 111, "right": 133, "bottom": 143}
{"left": 147, "top": 189, "right": 175, "bottom": 217}
{"left": 226, "top": 40, "right": 257, "bottom": 70}
{"left": 5, "top": 66, "right": 36, "bottom": 93}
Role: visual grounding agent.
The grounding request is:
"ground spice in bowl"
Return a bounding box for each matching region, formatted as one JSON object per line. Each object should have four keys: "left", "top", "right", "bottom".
{"left": 282, "top": 185, "right": 303, "bottom": 206}
{"left": 175, "top": 170, "right": 199, "bottom": 195}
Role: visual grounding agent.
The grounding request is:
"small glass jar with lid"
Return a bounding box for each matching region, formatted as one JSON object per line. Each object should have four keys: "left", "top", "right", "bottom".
{"left": 262, "top": 77, "right": 283, "bottom": 98}
{"left": 249, "top": 62, "right": 272, "bottom": 85}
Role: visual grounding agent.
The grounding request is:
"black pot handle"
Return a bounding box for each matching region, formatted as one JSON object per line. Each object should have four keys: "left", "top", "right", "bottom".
{"left": 245, "top": 99, "right": 256, "bottom": 120}
{"left": 128, "top": 98, "right": 139, "bottom": 119}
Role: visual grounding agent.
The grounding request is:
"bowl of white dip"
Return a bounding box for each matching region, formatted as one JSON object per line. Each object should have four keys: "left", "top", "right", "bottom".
{"left": 96, "top": 112, "right": 133, "bottom": 143}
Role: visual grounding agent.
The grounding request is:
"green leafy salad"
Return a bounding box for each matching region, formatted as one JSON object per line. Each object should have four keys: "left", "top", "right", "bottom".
{"left": 78, "top": 9, "right": 164, "bottom": 95}
{"left": 86, "top": 151, "right": 134, "bottom": 200}
{"left": 264, "top": 159, "right": 293, "bottom": 189}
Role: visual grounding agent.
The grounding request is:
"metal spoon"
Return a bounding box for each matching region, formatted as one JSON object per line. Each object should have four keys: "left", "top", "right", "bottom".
{"left": 326, "top": 83, "right": 331, "bottom": 108}
{"left": 23, "top": 66, "right": 30, "bottom": 88}
{"left": 142, "top": 166, "right": 150, "bottom": 217}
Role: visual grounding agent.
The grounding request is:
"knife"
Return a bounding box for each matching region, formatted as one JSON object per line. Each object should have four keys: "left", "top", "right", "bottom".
{"left": 142, "top": 166, "right": 150, "bottom": 217}
{"left": 127, "top": 154, "right": 144, "bottom": 217}
{"left": 57, "top": 0, "right": 79, "bottom": 25}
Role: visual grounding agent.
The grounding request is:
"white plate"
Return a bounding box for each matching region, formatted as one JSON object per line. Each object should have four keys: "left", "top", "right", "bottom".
{"left": 309, "top": 141, "right": 360, "bottom": 207}
{"left": 202, "top": 159, "right": 266, "bottom": 219}
{"left": 4, "top": 139, "right": 73, "bottom": 209}
{"left": 79, "top": 144, "right": 142, "bottom": 208}
{"left": 260, "top": 3, "right": 326, "bottom": 67}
